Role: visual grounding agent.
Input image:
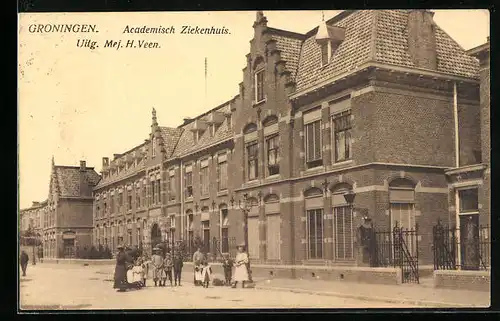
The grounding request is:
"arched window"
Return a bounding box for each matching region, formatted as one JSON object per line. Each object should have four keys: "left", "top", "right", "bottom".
{"left": 331, "top": 183, "right": 354, "bottom": 260}
{"left": 253, "top": 56, "right": 265, "bottom": 103}
{"left": 304, "top": 187, "right": 324, "bottom": 259}
{"left": 243, "top": 123, "right": 257, "bottom": 134}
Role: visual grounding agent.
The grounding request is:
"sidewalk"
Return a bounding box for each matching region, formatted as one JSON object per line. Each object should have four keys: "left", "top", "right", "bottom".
{"left": 252, "top": 277, "right": 490, "bottom": 308}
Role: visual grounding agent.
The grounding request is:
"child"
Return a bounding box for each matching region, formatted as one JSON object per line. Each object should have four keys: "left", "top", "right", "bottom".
{"left": 173, "top": 251, "right": 183, "bottom": 286}
{"left": 201, "top": 260, "right": 212, "bottom": 288}
{"left": 141, "top": 254, "right": 151, "bottom": 287}
{"left": 222, "top": 253, "right": 234, "bottom": 286}
{"left": 151, "top": 248, "right": 165, "bottom": 287}
{"left": 163, "top": 253, "right": 173, "bottom": 287}
{"left": 132, "top": 258, "right": 145, "bottom": 287}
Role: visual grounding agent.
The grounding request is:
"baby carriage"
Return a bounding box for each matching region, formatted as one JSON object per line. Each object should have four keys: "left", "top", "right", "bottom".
{"left": 125, "top": 264, "right": 144, "bottom": 290}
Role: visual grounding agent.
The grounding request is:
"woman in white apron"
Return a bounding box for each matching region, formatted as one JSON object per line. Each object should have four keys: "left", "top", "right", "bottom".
{"left": 232, "top": 243, "right": 249, "bottom": 288}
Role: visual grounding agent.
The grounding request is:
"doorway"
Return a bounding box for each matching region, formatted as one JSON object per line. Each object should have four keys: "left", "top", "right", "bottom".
{"left": 151, "top": 223, "right": 162, "bottom": 248}
{"left": 459, "top": 214, "right": 480, "bottom": 270}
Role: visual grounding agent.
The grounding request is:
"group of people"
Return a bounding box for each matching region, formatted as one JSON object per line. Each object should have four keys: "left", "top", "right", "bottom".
{"left": 113, "top": 242, "right": 251, "bottom": 292}
{"left": 192, "top": 243, "right": 250, "bottom": 289}
{"left": 113, "top": 244, "right": 183, "bottom": 292}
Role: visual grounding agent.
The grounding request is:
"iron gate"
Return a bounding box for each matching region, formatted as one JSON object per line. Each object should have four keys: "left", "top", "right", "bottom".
{"left": 370, "top": 223, "right": 419, "bottom": 284}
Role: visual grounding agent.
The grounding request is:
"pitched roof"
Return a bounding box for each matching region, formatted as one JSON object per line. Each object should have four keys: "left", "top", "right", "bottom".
{"left": 292, "top": 10, "right": 479, "bottom": 92}
{"left": 171, "top": 103, "right": 233, "bottom": 158}
{"left": 159, "top": 126, "right": 183, "bottom": 157}
{"left": 270, "top": 33, "right": 303, "bottom": 80}
{"left": 54, "top": 166, "right": 100, "bottom": 197}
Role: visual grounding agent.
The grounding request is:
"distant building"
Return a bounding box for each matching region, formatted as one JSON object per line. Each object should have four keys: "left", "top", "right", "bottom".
{"left": 93, "top": 10, "right": 486, "bottom": 268}
{"left": 20, "top": 200, "right": 46, "bottom": 238}
{"left": 33, "top": 158, "right": 101, "bottom": 258}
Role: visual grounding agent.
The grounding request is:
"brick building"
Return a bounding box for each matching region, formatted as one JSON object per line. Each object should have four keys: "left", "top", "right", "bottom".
{"left": 20, "top": 200, "right": 46, "bottom": 240}
{"left": 36, "top": 158, "right": 101, "bottom": 258}
{"left": 92, "top": 10, "right": 486, "bottom": 267}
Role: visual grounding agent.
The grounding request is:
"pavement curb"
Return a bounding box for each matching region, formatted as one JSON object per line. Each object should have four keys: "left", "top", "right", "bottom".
{"left": 255, "top": 285, "right": 479, "bottom": 308}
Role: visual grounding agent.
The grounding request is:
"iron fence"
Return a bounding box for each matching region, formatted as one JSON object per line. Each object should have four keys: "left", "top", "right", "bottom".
{"left": 433, "top": 220, "right": 490, "bottom": 271}
{"left": 369, "top": 223, "right": 419, "bottom": 283}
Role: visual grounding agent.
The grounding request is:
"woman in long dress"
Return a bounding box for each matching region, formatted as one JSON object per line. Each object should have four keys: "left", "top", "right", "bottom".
{"left": 113, "top": 245, "right": 129, "bottom": 292}
{"left": 232, "top": 243, "right": 249, "bottom": 288}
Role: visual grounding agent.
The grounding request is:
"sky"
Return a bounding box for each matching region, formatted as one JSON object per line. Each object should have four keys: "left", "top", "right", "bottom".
{"left": 18, "top": 10, "right": 490, "bottom": 209}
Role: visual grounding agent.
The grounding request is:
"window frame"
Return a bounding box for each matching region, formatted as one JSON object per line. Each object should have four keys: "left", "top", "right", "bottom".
{"left": 246, "top": 142, "right": 259, "bottom": 181}
{"left": 217, "top": 157, "right": 228, "bottom": 191}
{"left": 185, "top": 170, "right": 193, "bottom": 198}
{"left": 254, "top": 69, "right": 265, "bottom": 103}
{"left": 266, "top": 134, "right": 280, "bottom": 176}
{"left": 199, "top": 161, "right": 209, "bottom": 196}
{"left": 304, "top": 119, "right": 323, "bottom": 168}
{"left": 169, "top": 174, "right": 176, "bottom": 201}
{"left": 332, "top": 110, "right": 352, "bottom": 163}
{"left": 458, "top": 187, "right": 480, "bottom": 214}
{"left": 306, "top": 208, "right": 324, "bottom": 260}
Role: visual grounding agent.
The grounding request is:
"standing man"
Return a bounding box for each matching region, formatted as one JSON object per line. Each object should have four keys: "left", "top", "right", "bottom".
{"left": 20, "top": 250, "right": 29, "bottom": 277}
{"left": 192, "top": 247, "right": 204, "bottom": 286}
{"left": 173, "top": 250, "right": 183, "bottom": 286}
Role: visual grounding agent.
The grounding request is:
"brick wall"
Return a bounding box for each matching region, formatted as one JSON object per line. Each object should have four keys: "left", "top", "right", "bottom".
{"left": 434, "top": 270, "right": 490, "bottom": 292}
{"left": 353, "top": 90, "right": 455, "bottom": 167}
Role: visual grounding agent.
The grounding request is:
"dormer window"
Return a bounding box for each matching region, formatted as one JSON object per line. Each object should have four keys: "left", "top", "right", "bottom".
{"left": 320, "top": 41, "right": 331, "bottom": 67}
{"left": 255, "top": 69, "right": 265, "bottom": 103}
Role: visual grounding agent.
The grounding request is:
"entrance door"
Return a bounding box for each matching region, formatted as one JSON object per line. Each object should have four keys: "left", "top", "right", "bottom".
{"left": 63, "top": 239, "right": 75, "bottom": 258}
{"left": 247, "top": 217, "right": 259, "bottom": 259}
{"left": 460, "top": 214, "right": 480, "bottom": 270}
{"left": 151, "top": 223, "right": 162, "bottom": 248}
{"left": 202, "top": 221, "right": 210, "bottom": 254}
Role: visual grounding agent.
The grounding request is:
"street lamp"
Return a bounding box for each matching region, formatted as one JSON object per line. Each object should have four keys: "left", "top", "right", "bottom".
{"left": 231, "top": 192, "right": 258, "bottom": 283}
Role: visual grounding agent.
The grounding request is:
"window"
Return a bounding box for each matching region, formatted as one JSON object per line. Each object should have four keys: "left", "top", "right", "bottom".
{"left": 136, "top": 187, "right": 140, "bottom": 208}
{"left": 136, "top": 227, "right": 141, "bottom": 246}
{"left": 266, "top": 135, "right": 279, "bottom": 176}
{"left": 334, "top": 206, "right": 354, "bottom": 260}
{"left": 104, "top": 202, "right": 107, "bottom": 215}
{"left": 119, "top": 193, "right": 123, "bottom": 209}
{"left": 305, "top": 120, "right": 322, "bottom": 167}
{"left": 142, "top": 185, "right": 146, "bottom": 205}
{"left": 320, "top": 42, "right": 330, "bottom": 66}
{"left": 217, "top": 155, "right": 228, "bottom": 191}
{"left": 221, "top": 207, "right": 229, "bottom": 253}
{"left": 185, "top": 171, "right": 193, "bottom": 198}
{"left": 255, "top": 69, "right": 265, "bottom": 103}
{"left": 152, "top": 138, "right": 156, "bottom": 157}
{"left": 150, "top": 181, "right": 155, "bottom": 204}
{"left": 247, "top": 143, "right": 259, "bottom": 180}
{"left": 459, "top": 189, "right": 479, "bottom": 213}
{"left": 307, "top": 209, "right": 323, "bottom": 259}
{"left": 110, "top": 197, "right": 114, "bottom": 213}
{"left": 96, "top": 205, "right": 100, "bottom": 218}
{"left": 200, "top": 164, "right": 209, "bottom": 196}
{"left": 227, "top": 115, "right": 232, "bottom": 129}
{"left": 127, "top": 228, "right": 132, "bottom": 245}
{"left": 202, "top": 221, "right": 210, "bottom": 253}
{"left": 156, "top": 179, "right": 161, "bottom": 204}
{"left": 333, "top": 110, "right": 352, "bottom": 162}
{"left": 128, "top": 194, "right": 132, "bottom": 210}
{"left": 169, "top": 175, "right": 175, "bottom": 200}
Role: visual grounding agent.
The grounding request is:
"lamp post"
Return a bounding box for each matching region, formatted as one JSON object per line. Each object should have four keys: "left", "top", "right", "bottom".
{"left": 231, "top": 193, "right": 257, "bottom": 283}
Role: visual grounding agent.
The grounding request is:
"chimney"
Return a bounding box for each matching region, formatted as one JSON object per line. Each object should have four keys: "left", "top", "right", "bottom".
{"left": 183, "top": 117, "right": 192, "bottom": 125}
{"left": 80, "top": 160, "right": 86, "bottom": 171}
{"left": 32, "top": 201, "right": 40, "bottom": 207}
{"left": 407, "top": 10, "right": 437, "bottom": 70}
{"left": 102, "top": 157, "right": 109, "bottom": 168}
{"left": 79, "top": 160, "right": 87, "bottom": 196}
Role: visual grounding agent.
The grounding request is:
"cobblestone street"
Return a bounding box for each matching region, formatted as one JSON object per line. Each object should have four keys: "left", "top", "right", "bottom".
{"left": 19, "top": 264, "right": 420, "bottom": 310}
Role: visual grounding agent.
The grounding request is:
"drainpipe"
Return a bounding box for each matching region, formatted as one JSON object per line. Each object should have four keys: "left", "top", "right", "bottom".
{"left": 453, "top": 81, "right": 461, "bottom": 268}
{"left": 180, "top": 160, "right": 184, "bottom": 240}
{"left": 453, "top": 81, "right": 460, "bottom": 168}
